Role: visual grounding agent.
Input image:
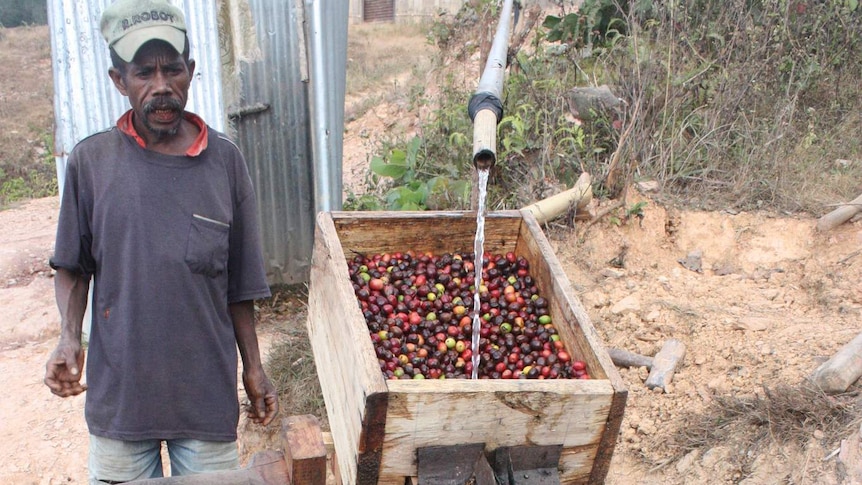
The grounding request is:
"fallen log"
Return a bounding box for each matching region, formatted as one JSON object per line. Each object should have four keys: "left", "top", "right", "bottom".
{"left": 817, "top": 192, "right": 862, "bottom": 232}
{"left": 809, "top": 332, "right": 862, "bottom": 394}
{"left": 521, "top": 172, "right": 592, "bottom": 224}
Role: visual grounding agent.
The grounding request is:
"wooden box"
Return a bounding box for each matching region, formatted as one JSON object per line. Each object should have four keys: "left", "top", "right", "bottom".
{"left": 307, "top": 211, "right": 627, "bottom": 484}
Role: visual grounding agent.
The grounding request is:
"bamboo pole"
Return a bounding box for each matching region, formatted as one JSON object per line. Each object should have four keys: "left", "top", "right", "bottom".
{"left": 521, "top": 172, "right": 592, "bottom": 224}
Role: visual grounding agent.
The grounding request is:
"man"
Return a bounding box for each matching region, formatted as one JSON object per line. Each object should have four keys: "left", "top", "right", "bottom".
{"left": 43, "top": 0, "right": 279, "bottom": 482}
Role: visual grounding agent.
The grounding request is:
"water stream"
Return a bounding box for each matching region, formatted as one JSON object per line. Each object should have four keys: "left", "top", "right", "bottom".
{"left": 470, "top": 168, "right": 490, "bottom": 379}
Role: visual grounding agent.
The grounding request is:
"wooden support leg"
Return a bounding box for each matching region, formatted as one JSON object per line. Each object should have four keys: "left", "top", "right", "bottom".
{"left": 281, "top": 415, "right": 328, "bottom": 485}
{"left": 493, "top": 445, "right": 562, "bottom": 485}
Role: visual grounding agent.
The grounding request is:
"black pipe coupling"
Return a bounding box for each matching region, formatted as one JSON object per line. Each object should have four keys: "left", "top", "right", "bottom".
{"left": 467, "top": 92, "right": 504, "bottom": 124}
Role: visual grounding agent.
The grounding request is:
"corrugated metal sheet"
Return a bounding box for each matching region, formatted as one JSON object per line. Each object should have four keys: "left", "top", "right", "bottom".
{"left": 235, "top": 0, "right": 314, "bottom": 284}
{"left": 48, "top": 0, "right": 225, "bottom": 192}
{"left": 235, "top": 0, "right": 346, "bottom": 284}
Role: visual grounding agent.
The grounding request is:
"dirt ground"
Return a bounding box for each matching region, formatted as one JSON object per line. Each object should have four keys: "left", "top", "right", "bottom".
{"left": 2, "top": 23, "right": 862, "bottom": 485}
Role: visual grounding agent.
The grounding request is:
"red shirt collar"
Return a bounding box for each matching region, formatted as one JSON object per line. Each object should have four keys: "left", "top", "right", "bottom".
{"left": 117, "top": 110, "right": 209, "bottom": 157}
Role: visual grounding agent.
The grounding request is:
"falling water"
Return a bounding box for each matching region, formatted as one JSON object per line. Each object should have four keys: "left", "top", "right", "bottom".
{"left": 471, "top": 168, "right": 490, "bottom": 379}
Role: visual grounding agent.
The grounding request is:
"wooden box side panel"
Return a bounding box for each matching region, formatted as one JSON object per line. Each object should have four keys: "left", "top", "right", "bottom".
{"left": 330, "top": 211, "right": 522, "bottom": 256}
{"left": 515, "top": 210, "right": 628, "bottom": 483}
{"left": 376, "top": 380, "right": 615, "bottom": 479}
{"left": 307, "top": 213, "right": 389, "bottom": 485}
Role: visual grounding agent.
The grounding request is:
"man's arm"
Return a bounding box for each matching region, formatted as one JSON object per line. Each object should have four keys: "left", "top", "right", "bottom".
{"left": 229, "top": 300, "right": 278, "bottom": 426}
{"left": 44, "top": 267, "right": 90, "bottom": 397}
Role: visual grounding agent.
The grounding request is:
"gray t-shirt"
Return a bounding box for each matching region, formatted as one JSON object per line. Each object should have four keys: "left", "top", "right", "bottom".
{"left": 51, "top": 125, "right": 271, "bottom": 442}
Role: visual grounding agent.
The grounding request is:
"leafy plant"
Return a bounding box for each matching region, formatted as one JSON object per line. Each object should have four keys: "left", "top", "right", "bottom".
{"left": 365, "top": 136, "right": 471, "bottom": 211}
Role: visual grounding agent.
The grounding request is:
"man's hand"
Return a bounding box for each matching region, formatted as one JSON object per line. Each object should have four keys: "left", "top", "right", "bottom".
{"left": 44, "top": 340, "right": 87, "bottom": 397}
{"left": 243, "top": 368, "right": 278, "bottom": 426}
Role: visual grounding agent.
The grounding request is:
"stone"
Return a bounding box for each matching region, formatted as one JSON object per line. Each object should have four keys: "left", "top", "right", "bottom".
{"left": 611, "top": 295, "right": 641, "bottom": 315}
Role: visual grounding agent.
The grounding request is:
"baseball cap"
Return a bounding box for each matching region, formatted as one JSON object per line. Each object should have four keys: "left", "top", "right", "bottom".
{"left": 100, "top": 0, "right": 187, "bottom": 62}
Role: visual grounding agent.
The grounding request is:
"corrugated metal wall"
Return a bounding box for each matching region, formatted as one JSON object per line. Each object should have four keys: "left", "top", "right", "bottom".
{"left": 234, "top": 0, "right": 314, "bottom": 284}
{"left": 48, "top": 0, "right": 225, "bottom": 191}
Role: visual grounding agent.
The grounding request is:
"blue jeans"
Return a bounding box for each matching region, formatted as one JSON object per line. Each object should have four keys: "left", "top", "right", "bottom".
{"left": 88, "top": 434, "right": 239, "bottom": 484}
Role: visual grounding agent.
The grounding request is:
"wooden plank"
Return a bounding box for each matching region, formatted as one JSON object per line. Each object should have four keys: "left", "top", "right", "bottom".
{"left": 281, "top": 415, "right": 327, "bottom": 485}
{"left": 331, "top": 210, "right": 522, "bottom": 257}
{"left": 516, "top": 210, "right": 628, "bottom": 484}
{"left": 133, "top": 450, "right": 287, "bottom": 485}
{"left": 645, "top": 339, "right": 686, "bottom": 391}
{"left": 307, "top": 213, "right": 389, "bottom": 485}
{"left": 376, "top": 379, "right": 614, "bottom": 480}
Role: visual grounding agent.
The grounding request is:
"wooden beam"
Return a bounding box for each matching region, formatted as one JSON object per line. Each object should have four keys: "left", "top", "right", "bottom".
{"left": 281, "top": 415, "right": 327, "bottom": 485}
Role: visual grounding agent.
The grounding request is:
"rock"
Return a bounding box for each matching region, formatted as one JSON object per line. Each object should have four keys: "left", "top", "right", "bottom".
{"left": 644, "top": 309, "right": 661, "bottom": 322}
{"left": 678, "top": 249, "right": 703, "bottom": 273}
{"left": 702, "top": 446, "right": 731, "bottom": 468}
{"left": 637, "top": 420, "right": 657, "bottom": 436}
{"left": 676, "top": 449, "right": 700, "bottom": 474}
{"left": 636, "top": 180, "right": 660, "bottom": 192}
{"left": 611, "top": 295, "right": 641, "bottom": 315}
{"left": 581, "top": 290, "right": 609, "bottom": 308}
{"left": 637, "top": 366, "right": 649, "bottom": 381}
{"left": 600, "top": 268, "right": 625, "bottom": 279}
{"left": 707, "top": 376, "right": 730, "bottom": 393}
{"left": 564, "top": 85, "right": 623, "bottom": 121}
{"left": 731, "top": 317, "right": 769, "bottom": 332}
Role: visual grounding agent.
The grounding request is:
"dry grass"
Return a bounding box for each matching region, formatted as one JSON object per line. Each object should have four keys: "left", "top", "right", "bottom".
{"left": 257, "top": 285, "right": 328, "bottom": 429}
{"left": 0, "top": 25, "right": 55, "bottom": 206}
{"left": 671, "top": 383, "right": 862, "bottom": 475}
{"left": 345, "top": 22, "right": 434, "bottom": 121}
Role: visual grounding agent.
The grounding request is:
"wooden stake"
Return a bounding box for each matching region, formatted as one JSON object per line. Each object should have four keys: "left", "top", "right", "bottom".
{"left": 282, "top": 415, "right": 328, "bottom": 485}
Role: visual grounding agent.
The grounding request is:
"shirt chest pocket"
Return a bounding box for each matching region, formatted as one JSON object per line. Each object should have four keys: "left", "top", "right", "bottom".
{"left": 185, "top": 214, "right": 230, "bottom": 277}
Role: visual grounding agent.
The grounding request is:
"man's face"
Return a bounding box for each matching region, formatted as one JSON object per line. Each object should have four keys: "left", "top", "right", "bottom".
{"left": 109, "top": 40, "right": 195, "bottom": 141}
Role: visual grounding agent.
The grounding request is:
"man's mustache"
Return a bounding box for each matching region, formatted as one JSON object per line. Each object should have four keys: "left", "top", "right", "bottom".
{"left": 143, "top": 98, "right": 182, "bottom": 114}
